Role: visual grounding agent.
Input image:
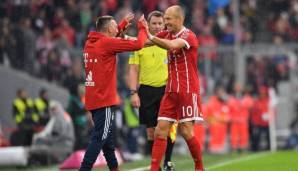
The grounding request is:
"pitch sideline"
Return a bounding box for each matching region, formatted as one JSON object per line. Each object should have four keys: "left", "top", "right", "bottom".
{"left": 126, "top": 152, "right": 272, "bottom": 171}
{"left": 206, "top": 152, "right": 272, "bottom": 170}
{"left": 127, "top": 166, "right": 150, "bottom": 171}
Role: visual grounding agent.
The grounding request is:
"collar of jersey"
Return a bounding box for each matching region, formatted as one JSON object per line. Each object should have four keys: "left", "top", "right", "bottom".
{"left": 88, "top": 31, "right": 105, "bottom": 38}
{"left": 174, "top": 27, "right": 186, "bottom": 38}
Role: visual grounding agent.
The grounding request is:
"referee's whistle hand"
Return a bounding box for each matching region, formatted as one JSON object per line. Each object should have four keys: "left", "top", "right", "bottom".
{"left": 131, "top": 94, "right": 141, "bottom": 108}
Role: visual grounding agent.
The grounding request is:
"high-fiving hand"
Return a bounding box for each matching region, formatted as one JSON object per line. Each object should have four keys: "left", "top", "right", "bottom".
{"left": 123, "top": 12, "right": 135, "bottom": 23}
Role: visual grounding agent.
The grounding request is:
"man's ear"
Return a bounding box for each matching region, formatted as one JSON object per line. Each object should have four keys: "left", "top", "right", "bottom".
{"left": 106, "top": 25, "right": 112, "bottom": 34}
{"left": 105, "top": 21, "right": 112, "bottom": 33}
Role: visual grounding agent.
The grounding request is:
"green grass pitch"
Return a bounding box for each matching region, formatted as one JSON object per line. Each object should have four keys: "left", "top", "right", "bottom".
{"left": 0, "top": 150, "right": 297, "bottom": 171}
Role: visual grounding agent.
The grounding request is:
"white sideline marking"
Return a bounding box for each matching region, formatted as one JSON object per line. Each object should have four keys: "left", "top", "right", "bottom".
{"left": 127, "top": 166, "right": 150, "bottom": 171}
{"left": 206, "top": 152, "right": 272, "bottom": 170}
{"left": 126, "top": 152, "right": 272, "bottom": 171}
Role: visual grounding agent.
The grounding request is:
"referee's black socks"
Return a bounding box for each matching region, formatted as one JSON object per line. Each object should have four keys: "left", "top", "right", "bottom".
{"left": 147, "top": 139, "right": 154, "bottom": 156}
{"left": 164, "top": 136, "right": 175, "bottom": 164}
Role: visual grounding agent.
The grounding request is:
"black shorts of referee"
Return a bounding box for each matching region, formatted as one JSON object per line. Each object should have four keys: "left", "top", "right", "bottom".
{"left": 138, "top": 84, "right": 165, "bottom": 128}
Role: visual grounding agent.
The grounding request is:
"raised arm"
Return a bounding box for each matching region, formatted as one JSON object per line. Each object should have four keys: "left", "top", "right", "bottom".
{"left": 149, "top": 36, "right": 187, "bottom": 50}
{"left": 140, "top": 23, "right": 188, "bottom": 50}
{"left": 105, "top": 15, "right": 149, "bottom": 53}
{"left": 117, "top": 12, "right": 134, "bottom": 37}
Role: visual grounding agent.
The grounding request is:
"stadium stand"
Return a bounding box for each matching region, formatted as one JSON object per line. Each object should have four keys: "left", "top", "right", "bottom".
{"left": 0, "top": 0, "right": 298, "bottom": 168}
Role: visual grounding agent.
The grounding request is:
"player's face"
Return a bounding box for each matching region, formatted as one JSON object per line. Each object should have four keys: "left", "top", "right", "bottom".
{"left": 149, "top": 16, "right": 164, "bottom": 35}
{"left": 108, "top": 20, "right": 119, "bottom": 37}
{"left": 164, "top": 12, "right": 179, "bottom": 33}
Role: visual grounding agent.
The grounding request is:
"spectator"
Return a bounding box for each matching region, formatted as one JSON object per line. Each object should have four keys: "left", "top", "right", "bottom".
{"left": 51, "top": 7, "right": 65, "bottom": 29}
{"left": 80, "top": 1, "right": 92, "bottom": 34}
{"left": 20, "top": 17, "right": 37, "bottom": 74}
{"left": 0, "top": 17, "right": 17, "bottom": 65}
{"left": 63, "top": 57, "right": 84, "bottom": 95}
{"left": 198, "top": 24, "right": 218, "bottom": 61}
{"left": 65, "top": 0, "right": 81, "bottom": 32}
{"left": 45, "top": 49, "right": 62, "bottom": 82}
{"left": 36, "top": 27, "right": 55, "bottom": 75}
{"left": 272, "top": 13, "right": 291, "bottom": 42}
{"left": 53, "top": 19, "right": 75, "bottom": 47}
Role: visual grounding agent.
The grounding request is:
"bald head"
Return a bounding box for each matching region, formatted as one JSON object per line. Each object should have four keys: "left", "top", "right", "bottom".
{"left": 164, "top": 5, "right": 185, "bottom": 33}
{"left": 166, "top": 5, "right": 185, "bottom": 20}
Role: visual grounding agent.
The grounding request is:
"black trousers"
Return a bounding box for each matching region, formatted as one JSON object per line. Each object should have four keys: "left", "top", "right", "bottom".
{"left": 251, "top": 125, "right": 270, "bottom": 151}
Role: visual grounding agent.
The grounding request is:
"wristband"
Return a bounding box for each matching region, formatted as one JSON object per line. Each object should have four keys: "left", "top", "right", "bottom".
{"left": 118, "top": 20, "right": 129, "bottom": 30}
{"left": 130, "top": 90, "right": 138, "bottom": 95}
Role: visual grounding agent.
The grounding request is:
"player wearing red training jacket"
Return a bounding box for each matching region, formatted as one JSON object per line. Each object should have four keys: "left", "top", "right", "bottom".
{"left": 79, "top": 14, "right": 148, "bottom": 171}
{"left": 146, "top": 5, "right": 204, "bottom": 171}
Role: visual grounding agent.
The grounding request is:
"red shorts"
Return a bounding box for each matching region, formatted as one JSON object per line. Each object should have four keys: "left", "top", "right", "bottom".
{"left": 158, "top": 92, "right": 204, "bottom": 123}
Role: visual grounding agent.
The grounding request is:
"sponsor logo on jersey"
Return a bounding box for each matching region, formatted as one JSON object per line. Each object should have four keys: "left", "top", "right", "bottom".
{"left": 85, "top": 71, "right": 95, "bottom": 86}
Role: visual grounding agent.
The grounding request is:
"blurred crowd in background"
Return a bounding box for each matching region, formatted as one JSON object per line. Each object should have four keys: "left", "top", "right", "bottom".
{"left": 0, "top": 0, "right": 297, "bottom": 165}
{"left": 0, "top": 0, "right": 295, "bottom": 88}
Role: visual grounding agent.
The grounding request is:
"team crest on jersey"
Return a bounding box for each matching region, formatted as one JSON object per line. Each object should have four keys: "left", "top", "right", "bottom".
{"left": 85, "top": 71, "right": 95, "bottom": 86}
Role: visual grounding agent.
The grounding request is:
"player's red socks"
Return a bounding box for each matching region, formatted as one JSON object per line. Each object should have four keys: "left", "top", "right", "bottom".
{"left": 150, "top": 138, "right": 167, "bottom": 171}
{"left": 110, "top": 168, "right": 120, "bottom": 171}
{"left": 186, "top": 136, "right": 204, "bottom": 171}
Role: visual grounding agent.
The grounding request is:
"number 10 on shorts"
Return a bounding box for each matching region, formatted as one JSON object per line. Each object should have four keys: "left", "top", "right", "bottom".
{"left": 182, "top": 106, "right": 194, "bottom": 117}
{"left": 182, "top": 93, "right": 199, "bottom": 118}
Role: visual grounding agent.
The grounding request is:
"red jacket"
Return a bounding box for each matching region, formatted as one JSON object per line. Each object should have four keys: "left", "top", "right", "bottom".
{"left": 251, "top": 97, "right": 270, "bottom": 127}
{"left": 84, "top": 23, "right": 147, "bottom": 110}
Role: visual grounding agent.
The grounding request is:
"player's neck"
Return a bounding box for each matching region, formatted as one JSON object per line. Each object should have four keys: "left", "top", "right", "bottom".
{"left": 149, "top": 30, "right": 155, "bottom": 35}
{"left": 174, "top": 26, "right": 184, "bottom": 35}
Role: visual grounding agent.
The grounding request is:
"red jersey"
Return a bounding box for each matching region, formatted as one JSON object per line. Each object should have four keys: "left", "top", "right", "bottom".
{"left": 84, "top": 29, "right": 146, "bottom": 110}
{"left": 157, "top": 27, "right": 200, "bottom": 93}
{"left": 251, "top": 97, "right": 270, "bottom": 126}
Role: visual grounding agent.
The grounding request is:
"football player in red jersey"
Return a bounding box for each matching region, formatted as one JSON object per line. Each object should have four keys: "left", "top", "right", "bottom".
{"left": 79, "top": 14, "right": 148, "bottom": 171}
{"left": 146, "top": 5, "right": 204, "bottom": 171}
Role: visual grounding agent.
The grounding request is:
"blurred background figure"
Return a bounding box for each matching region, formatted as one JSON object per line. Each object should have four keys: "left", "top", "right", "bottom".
{"left": 250, "top": 86, "right": 270, "bottom": 151}
{"left": 121, "top": 69, "right": 143, "bottom": 161}
{"left": 10, "top": 88, "right": 39, "bottom": 146}
{"left": 121, "top": 96, "right": 143, "bottom": 161}
{"left": 30, "top": 101, "right": 74, "bottom": 165}
{"left": 34, "top": 88, "right": 51, "bottom": 126}
{"left": 0, "top": 123, "right": 10, "bottom": 147}
{"left": 205, "top": 86, "right": 230, "bottom": 153}
{"left": 284, "top": 104, "right": 298, "bottom": 149}
{"left": 228, "top": 83, "right": 254, "bottom": 153}
{"left": 67, "top": 84, "right": 91, "bottom": 150}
